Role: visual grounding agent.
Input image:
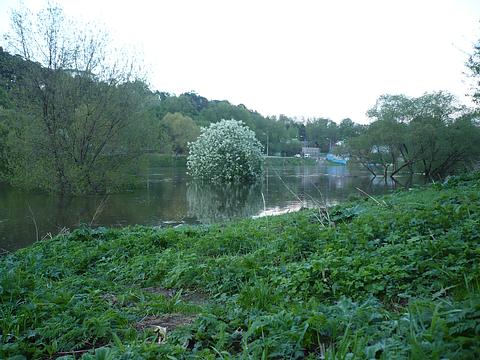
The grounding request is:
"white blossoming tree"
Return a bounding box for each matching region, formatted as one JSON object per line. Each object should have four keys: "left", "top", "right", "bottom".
{"left": 187, "top": 119, "right": 263, "bottom": 183}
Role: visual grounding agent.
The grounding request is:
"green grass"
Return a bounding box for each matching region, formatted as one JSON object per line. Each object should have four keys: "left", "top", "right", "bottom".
{"left": 1, "top": 172, "right": 480, "bottom": 359}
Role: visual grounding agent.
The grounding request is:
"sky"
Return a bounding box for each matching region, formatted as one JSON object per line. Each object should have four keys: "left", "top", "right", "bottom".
{"left": 0, "top": 0, "right": 479, "bottom": 123}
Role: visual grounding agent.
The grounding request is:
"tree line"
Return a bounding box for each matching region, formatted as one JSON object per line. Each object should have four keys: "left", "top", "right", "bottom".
{"left": 343, "top": 33, "right": 480, "bottom": 180}
{"left": 0, "top": 3, "right": 361, "bottom": 195}
{"left": 0, "top": 44, "right": 354, "bottom": 194}
{"left": 153, "top": 92, "right": 305, "bottom": 157}
{"left": 0, "top": 4, "right": 479, "bottom": 194}
{"left": 346, "top": 93, "right": 480, "bottom": 180}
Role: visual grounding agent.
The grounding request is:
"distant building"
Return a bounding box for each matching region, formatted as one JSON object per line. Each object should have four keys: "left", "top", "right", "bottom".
{"left": 302, "top": 147, "right": 320, "bottom": 158}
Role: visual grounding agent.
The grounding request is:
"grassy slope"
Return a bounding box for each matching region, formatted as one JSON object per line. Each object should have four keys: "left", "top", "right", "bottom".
{"left": 1, "top": 173, "right": 480, "bottom": 359}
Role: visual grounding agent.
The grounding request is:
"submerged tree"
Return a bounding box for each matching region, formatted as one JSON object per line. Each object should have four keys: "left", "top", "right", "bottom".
{"left": 187, "top": 119, "right": 263, "bottom": 183}
{"left": 3, "top": 4, "right": 156, "bottom": 193}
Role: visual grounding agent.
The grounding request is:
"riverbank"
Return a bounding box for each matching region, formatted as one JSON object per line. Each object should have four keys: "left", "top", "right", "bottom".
{"left": 145, "top": 153, "right": 317, "bottom": 168}
{"left": 1, "top": 172, "right": 479, "bottom": 358}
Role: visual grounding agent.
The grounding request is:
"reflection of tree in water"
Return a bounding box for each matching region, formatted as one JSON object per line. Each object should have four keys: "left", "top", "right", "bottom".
{"left": 187, "top": 181, "right": 263, "bottom": 224}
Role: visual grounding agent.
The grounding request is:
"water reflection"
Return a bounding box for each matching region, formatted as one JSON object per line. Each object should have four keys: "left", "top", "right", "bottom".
{"left": 0, "top": 161, "right": 426, "bottom": 251}
{"left": 187, "top": 181, "right": 263, "bottom": 224}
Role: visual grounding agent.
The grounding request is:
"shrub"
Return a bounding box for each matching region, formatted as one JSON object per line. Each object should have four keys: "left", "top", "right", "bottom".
{"left": 187, "top": 119, "right": 263, "bottom": 183}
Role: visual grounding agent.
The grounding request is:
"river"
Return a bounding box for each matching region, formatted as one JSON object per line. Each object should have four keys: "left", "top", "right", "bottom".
{"left": 0, "top": 159, "right": 423, "bottom": 251}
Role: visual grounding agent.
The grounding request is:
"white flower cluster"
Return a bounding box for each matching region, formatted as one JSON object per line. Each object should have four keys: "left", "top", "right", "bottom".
{"left": 187, "top": 119, "right": 264, "bottom": 183}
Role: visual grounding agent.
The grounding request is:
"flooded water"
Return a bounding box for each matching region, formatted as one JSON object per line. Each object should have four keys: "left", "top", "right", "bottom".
{"left": 0, "top": 160, "right": 423, "bottom": 251}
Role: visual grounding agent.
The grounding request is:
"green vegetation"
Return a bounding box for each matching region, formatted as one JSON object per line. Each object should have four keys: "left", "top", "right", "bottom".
{"left": 346, "top": 92, "right": 480, "bottom": 179}
{"left": 305, "top": 118, "right": 363, "bottom": 152}
{"left": 0, "top": 2, "right": 370, "bottom": 195}
{"left": 0, "top": 6, "right": 158, "bottom": 194}
{"left": 2, "top": 3, "right": 478, "bottom": 194}
{"left": 187, "top": 120, "right": 263, "bottom": 183}
{"left": 0, "top": 4, "right": 308, "bottom": 194}
{"left": 159, "top": 113, "right": 200, "bottom": 156}
{"left": 153, "top": 94, "right": 305, "bottom": 158}
{"left": 1, "top": 172, "right": 480, "bottom": 359}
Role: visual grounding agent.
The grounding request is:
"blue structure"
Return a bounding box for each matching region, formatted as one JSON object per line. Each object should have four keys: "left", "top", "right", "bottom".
{"left": 326, "top": 153, "right": 348, "bottom": 165}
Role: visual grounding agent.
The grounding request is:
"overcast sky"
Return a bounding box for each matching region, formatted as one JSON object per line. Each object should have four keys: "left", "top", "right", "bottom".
{"left": 1, "top": 0, "right": 479, "bottom": 123}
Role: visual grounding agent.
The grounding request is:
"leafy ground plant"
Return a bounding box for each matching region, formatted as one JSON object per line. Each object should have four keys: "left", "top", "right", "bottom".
{"left": 1, "top": 172, "right": 480, "bottom": 359}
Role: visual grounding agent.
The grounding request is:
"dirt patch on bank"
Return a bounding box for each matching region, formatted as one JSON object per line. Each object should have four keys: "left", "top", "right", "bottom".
{"left": 136, "top": 313, "right": 197, "bottom": 331}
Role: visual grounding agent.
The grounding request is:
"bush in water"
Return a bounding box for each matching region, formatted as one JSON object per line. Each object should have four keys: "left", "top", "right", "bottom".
{"left": 187, "top": 119, "right": 263, "bottom": 183}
